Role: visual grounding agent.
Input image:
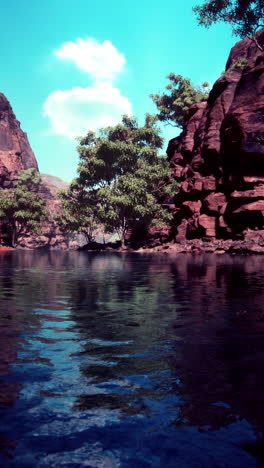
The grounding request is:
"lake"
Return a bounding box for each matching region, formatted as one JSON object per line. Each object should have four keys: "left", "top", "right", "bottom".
{"left": 0, "top": 251, "right": 264, "bottom": 467}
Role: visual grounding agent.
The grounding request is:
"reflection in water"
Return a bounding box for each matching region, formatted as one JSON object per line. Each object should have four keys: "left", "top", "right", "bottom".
{"left": 0, "top": 251, "right": 263, "bottom": 466}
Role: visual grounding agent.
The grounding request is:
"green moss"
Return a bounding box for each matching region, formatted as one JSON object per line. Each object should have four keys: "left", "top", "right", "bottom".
{"left": 224, "top": 58, "right": 249, "bottom": 75}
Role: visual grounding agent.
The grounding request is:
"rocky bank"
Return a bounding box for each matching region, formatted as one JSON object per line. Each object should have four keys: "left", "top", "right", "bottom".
{"left": 165, "top": 31, "right": 264, "bottom": 253}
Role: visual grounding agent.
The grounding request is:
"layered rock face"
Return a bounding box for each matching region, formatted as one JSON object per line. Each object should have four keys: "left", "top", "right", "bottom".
{"left": 0, "top": 93, "right": 38, "bottom": 186}
{"left": 0, "top": 94, "right": 74, "bottom": 249}
{"left": 168, "top": 31, "right": 264, "bottom": 244}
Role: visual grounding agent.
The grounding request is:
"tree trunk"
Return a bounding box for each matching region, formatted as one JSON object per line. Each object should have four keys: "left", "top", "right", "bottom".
{"left": 120, "top": 230, "right": 126, "bottom": 249}
{"left": 252, "top": 36, "right": 263, "bottom": 51}
{"left": 120, "top": 218, "right": 127, "bottom": 249}
{"left": 12, "top": 227, "right": 17, "bottom": 248}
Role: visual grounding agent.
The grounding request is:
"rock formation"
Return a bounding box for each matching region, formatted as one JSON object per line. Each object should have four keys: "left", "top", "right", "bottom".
{"left": 0, "top": 93, "right": 76, "bottom": 249}
{"left": 167, "top": 31, "right": 264, "bottom": 245}
{"left": 0, "top": 93, "right": 38, "bottom": 186}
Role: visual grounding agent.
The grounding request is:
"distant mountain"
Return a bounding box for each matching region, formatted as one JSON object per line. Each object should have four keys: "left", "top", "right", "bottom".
{"left": 40, "top": 173, "right": 69, "bottom": 193}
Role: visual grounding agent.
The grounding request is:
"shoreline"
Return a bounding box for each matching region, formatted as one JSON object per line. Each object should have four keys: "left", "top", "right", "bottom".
{"left": 80, "top": 238, "right": 264, "bottom": 255}
{"left": 1, "top": 240, "right": 264, "bottom": 255}
{"left": 135, "top": 239, "right": 264, "bottom": 255}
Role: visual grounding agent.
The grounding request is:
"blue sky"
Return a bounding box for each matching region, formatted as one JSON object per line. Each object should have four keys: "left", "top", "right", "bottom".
{"left": 0, "top": 0, "right": 236, "bottom": 181}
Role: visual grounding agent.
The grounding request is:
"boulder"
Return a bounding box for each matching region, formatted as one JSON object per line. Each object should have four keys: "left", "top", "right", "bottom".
{"left": 198, "top": 214, "right": 216, "bottom": 237}
{"left": 203, "top": 193, "right": 227, "bottom": 215}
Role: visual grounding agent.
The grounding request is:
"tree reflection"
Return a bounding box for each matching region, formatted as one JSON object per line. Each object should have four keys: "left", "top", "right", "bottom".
{"left": 165, "top": 255, "right": 264, "bottom": 434}
{"left": 65, "top": 253, "right": 175, "bottom": 415}
{"left": 66, "top": 252, "right": 264, "bottom": 438}
{"left": 0, "top": 250, "right": 264, "bottom": 462}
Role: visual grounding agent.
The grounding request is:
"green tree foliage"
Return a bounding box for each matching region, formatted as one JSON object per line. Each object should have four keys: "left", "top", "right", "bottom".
{"left": 193, "top": 0, "right": 264, "bottom": 49}
{"left": 58, "top": 115, "right": 177, "bottom": 247}
{"left": 0, "top": 169, "right": 47, "bottom": 247}
{"left": 96, "top": 156, "right": 175, "bottom": 247}
{"left": 56, "top": 184, "right": 98, "bottom": 243}
{"left": 150, "top": 73, "right": 209, "bottom": 129}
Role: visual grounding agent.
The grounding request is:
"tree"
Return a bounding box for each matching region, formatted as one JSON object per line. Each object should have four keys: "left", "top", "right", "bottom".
{"left": 150, "top": 73, "right": 209, "bottom": 129}
{"left": 76, "top": 114, "right": 164, "bottom": 187}
{"left": 0, "top": 169, "right": 47, "bottom": 247}
{"left": 193, "top": 0, "right": 264, "bottom": 50}
{"left": 56, "top": 182, "right": 98, "bottom": 244}
{"left": 96, "top": 156, "right": 175, "bottom": 247}
{"left": 59, "top": 115, "right": 177, "bottom": 248}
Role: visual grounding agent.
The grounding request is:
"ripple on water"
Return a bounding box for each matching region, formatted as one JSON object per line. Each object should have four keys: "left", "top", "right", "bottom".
{"left": 0, "top": 252, "right": 264, "bottom": 467}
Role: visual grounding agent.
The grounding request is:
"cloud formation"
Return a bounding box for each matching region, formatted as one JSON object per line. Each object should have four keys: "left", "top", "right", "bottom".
{"left": 44, "top": 83, "right": 132, "bottom": 140}
{"left": 55, "top": 38, "right": 126, "bottom": 81}
{"left": 44, "top": 38, "right": 132, "bottom": 140}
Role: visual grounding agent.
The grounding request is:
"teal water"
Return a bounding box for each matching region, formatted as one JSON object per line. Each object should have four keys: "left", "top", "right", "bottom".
{"left": 0, "top": 251, "right": 264, "bottom": 467}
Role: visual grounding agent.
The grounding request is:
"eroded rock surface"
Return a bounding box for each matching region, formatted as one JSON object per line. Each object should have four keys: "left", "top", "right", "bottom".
{"left": 0, "top": 93, "right": 38, "bottom": 186}
{"left": 0, "top": 94, "right": 75, "bottom": 249}
{"left": 168, "top": 31, "right": 264, "bottom": 244}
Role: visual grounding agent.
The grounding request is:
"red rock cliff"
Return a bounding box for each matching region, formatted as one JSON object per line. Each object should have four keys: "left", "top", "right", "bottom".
{"left": 168, "top": 31, "right": 264, "bottom": 243}
{"left": 0, "top": 93, "right": 38, "bottom": 186}
{"left": 0, "top": 94, "right": 73, "bottom": 249}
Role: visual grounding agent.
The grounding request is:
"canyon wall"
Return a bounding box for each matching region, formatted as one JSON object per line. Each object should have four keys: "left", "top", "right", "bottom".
{"left": 167, "top": 31, "right": 264, "bottom": 246}
{"left": 0, "top": 93, "right": 75, "bottom": 249}
{"left": 0, "top": 93, "right": 38, "bottom": 187}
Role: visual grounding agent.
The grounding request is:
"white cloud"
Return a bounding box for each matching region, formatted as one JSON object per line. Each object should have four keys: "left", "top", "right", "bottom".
{"left": 43, "top": 82, "right": 132, "bottom": 140}
{"left": 55, "top": 38, "right": 126, "bottom": 81}
{"left": 44, "top": 38, "right": 132, "bottom": 139}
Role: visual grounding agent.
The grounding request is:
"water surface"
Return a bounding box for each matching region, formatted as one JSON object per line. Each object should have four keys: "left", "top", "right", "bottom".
{"left": 0, "top": 251, "right": 264, "bottom": 467}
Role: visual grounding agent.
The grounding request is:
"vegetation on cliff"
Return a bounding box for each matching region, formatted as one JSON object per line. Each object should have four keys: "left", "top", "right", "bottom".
{"left": 57, "top": 115, "right": 176, "bottom": 247}
{"left": 151, "top": 2, "right": 263, "bottom": 134}
{"left": 193, "top": 0, "right": 264, "bottom": 50}
{"left": 0, "top": 169, "right": 47, "bottom": 247}
{"left": 151, "top": 74, "right": 209, "bottom": 129}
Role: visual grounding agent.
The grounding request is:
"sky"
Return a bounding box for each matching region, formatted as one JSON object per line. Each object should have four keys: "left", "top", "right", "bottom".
{"left": 0, "top": 0, "right": 236, "bottom": 182}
